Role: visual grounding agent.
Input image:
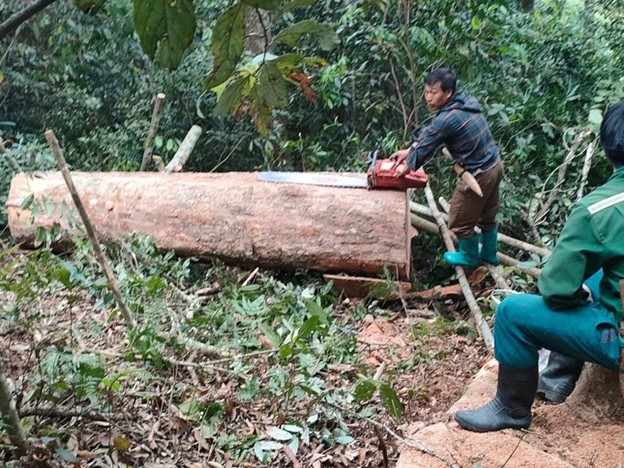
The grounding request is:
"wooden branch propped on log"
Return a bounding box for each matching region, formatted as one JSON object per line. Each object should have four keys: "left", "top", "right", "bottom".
{"left": 164, "top": 125, "right": 203, "bottom": 173}
{"left": 44, "top": 131, "right": 136, "bottom": 329}
{"left": 410, "top": 214, "right": 542, "bottom": 278}
{"left": 140, "top": 92, "right": 165, "bottom": 171}
{"left": 422, "top": 184, "right": 494, "bottom": 348}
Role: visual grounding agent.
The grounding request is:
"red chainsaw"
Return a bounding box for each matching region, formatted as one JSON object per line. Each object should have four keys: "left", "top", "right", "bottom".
{"left": 257, "top": 150, "right": 428, "bottom": 191}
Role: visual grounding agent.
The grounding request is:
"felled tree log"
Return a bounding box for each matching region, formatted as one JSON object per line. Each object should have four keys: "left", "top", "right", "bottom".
{"left": 7, "top": 172, "right": 412, "bottom": 279}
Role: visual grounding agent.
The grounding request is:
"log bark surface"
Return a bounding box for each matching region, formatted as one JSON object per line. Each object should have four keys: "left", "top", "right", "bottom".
{"left": 7, "top": 172, "right": 411, "bottom": 279}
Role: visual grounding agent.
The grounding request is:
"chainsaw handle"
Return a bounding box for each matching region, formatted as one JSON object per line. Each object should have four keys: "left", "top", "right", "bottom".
{"left": 399, "top": 169, "right": 428, "bottom": 189}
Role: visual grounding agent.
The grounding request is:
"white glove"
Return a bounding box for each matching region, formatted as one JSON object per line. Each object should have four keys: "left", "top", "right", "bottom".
{"left": 581, "top": 283, "right": 594, "bottom": 303}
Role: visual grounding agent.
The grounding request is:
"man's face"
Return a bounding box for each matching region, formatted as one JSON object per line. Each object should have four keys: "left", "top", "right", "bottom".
{"left": 424, "top": 82, "right": 452, "bottom": 111}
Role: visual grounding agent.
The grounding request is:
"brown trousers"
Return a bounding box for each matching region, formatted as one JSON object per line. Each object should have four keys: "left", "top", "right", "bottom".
{"left": 447, "top": 161, "right": 504, "bottom": 238}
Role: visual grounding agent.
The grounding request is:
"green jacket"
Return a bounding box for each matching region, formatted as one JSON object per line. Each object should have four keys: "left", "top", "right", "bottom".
{"left": 538, "top": 166, "right": 624, "bottom": 323}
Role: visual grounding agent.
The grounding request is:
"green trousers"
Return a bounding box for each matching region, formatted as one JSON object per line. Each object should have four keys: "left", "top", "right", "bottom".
{"left": 494, "top": 276, "right": 620, "bottom": 372}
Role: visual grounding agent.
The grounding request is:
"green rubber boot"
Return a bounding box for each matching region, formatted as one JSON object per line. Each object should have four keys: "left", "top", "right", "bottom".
{"left": 443, "top": 236, "right": 479, "bottom": 267}
{"left": 479, "top": 227, "right": 500, "bottom": 265}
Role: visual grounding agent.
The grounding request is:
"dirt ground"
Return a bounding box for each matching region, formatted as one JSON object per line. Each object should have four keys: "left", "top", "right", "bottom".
{"left": 0, "top": 280, "right": 489, "bottom": 467}
{"left": 2, "top": 268, "right": 622, "bottom": 467}
{"left": 396, "top": 357, "right": 624, "bottom": 467}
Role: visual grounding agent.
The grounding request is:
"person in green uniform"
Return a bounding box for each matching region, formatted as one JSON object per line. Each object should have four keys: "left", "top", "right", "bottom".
{"left": 453, "top": 99, "right": 624, "bottom": 433}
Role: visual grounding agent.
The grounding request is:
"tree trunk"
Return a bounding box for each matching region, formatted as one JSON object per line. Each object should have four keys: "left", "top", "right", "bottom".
{"left": 565, "top": 363, "right": 623, "bottom": 422}
{"left": 245, "top": 7, "right": 271, "bottom": 56}
{"left": 7, "top": 172, "right": 412, "bottom": 279}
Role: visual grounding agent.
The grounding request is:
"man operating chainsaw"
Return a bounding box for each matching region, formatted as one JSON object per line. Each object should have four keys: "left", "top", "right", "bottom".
{"left": 453, "top": 99, "right": 624, "bottom": 433}
{"left": 392, "top": 67, "right": 503, "bottom": 267}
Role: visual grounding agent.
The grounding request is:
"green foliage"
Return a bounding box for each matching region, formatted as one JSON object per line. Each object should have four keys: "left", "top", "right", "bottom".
{"left": 204, "top": 2, "right": 338, "bottom": 136}
{"left": 204, "top": 1, "right": 246, "bottom": 89}
{"left": 133, "top": 0, "right": 197, "bottom": 69}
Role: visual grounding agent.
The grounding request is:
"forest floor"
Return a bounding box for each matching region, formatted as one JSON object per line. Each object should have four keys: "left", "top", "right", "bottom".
{"left": 1, "top": 255, "right": 623, "bottom": 467}
{"left": 0, "top": 251, "right": 488, "bottom": 467}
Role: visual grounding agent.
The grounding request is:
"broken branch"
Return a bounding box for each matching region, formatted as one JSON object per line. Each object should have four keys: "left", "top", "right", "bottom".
{"left": 164, "top": 125, "right": 203, "bottom": 173}
{"left": 44, "top": 130, "right": 136, "bottom": 329}
{"left": 140, "top": 92, "right": 166, "bottom": 171}
{"left": 422, "top": 184, "right": 494, "bottom": 348}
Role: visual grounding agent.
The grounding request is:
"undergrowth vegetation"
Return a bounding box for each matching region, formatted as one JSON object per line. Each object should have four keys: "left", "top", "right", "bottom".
{"left": 0, "top": 236, "right": 476, "bottom": 465}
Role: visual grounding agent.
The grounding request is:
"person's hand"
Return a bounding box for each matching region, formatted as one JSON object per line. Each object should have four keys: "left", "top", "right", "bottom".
{"left": 393, "top": 162, "right": 410, "bottom": 178}
{"left": 582, "top": 283, "right": 594, "bottom": 303}
{"left": 390, "top": 148, "right": 409, "bottom": 163}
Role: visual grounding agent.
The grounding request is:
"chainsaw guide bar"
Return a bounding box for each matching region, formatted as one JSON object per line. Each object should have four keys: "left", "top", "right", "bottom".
{"left": 256, "top": 171, "right": 370, "bottom": 189}
{"left": 257, "top": 151, "right": 429, "bottom": 191}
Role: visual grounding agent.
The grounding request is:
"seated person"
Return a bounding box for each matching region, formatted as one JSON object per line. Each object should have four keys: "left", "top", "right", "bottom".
{"left": 454, "top": 100, "right": 624, "bottom": 432}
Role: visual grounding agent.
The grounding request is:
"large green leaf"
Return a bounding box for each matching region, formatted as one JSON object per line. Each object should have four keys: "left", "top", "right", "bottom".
{"left": 205, "top": 2, "right": 246, "bottom": 89}
{"left": 274, "top": 20, "right": 339, "bottom": 51}
{"left": 257, "top": 62, "right": 289, "bottom": 108}
{"left": 213, "top": 74, "right": 254, "bottom": 116}
{"left": 133, "top": 0, "right": 196, "bottom": 70}
{"left": 378, "top": 382, "right": 404, "bottom": 419}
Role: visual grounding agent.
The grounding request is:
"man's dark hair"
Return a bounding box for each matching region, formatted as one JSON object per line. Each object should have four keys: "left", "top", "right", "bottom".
{"left": 425, "top": 68, "right": 457, "bottom": 94}
{"left": 600, "top": 100, "right": 624, "bottom": 168}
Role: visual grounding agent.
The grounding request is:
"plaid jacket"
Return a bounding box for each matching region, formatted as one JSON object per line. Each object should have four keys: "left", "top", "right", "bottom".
{"left": 406, "top": 91, "right": 500, "bottom": 175}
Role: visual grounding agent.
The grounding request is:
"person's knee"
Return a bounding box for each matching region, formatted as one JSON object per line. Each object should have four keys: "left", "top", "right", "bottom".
{"left": 495, "top": 294, "right": 541, "bottom": 333}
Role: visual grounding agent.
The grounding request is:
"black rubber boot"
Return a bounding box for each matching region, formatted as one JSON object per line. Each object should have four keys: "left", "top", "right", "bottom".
{"left": 537, "top": 352, "right": 584, "bottom": 404}
{"left": 454, "top": 364, "right": 538, "bottom": 433}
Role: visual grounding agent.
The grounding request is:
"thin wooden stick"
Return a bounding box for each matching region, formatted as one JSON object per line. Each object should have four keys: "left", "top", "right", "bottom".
{"left": 44, "top": 130, "right": 135, "bottom": 329}
{"left": 577, "top": 138, "right": 598, "bottom": 201}
{"left": 0, "top": 362, "right": 28, "bottom": 455}
{"left": 410, "top": 214, "right": 542, "bottom": 278}
{"left": 534, "top": 129, "right": 591, "bottom": 225}
{"left": 164, "top": 125, "right": 203, "bottom": 173}
{"left": 422, "top": 184, "right": 494, "bottom": 348}
{"left": 140, "top": 93, "right": 165, "bottom": 171}
{"left": 242, "top": 267, "right": 260, "bottom": 287}
{"left": 19, "top": 406, "right": 125, "bottom": 420}
{"left": 411, "top": 201, "right": 552, "bottom": 258}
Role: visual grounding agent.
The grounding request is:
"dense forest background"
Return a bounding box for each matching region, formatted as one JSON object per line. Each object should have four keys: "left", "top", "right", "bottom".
{"left": 2, "top": 0, "right": 623, "bottom": 240}
{"left": 1, "top": 0, "right": 624, "bottom": 466}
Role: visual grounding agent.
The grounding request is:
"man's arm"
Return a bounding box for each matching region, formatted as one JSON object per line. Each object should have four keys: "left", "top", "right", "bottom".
{"left": 391, "top": 115, "right": 450, "bottom": 176}
{"left": 538, "top": 204, "right": 604, "bottom": 309}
